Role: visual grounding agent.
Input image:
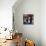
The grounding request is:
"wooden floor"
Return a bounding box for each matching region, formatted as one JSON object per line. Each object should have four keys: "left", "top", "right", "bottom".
{"left": 0, "top": 39, "right": 16, "bottom": 46}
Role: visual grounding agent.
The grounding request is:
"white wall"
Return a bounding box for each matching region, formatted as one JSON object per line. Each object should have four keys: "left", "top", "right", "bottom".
{"left": 0, "top": 0, "right": 17, "bottom": 30}
{"left": 41, "top": 0, "right": 46, "bottom": 46}
{"left": 13, "top": 0, "right": 41, "bottom": 46}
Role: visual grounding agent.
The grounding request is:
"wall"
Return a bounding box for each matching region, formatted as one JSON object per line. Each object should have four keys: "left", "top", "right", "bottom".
{"left": 0, "top": 0, "right": 17, "bottom": 30}
{"left": 13, "top": 0, "right": 41, "bottom": 46}
{"left": 41, "top": 0, "right": 46, "bottom": 46}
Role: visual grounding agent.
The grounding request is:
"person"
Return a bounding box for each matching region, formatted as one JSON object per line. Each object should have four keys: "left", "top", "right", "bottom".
{"left": 23, "top": 17, "right": 28, "bottom": 24}
{"left": 28, "top": 17, "right": 32, "bottom": 24}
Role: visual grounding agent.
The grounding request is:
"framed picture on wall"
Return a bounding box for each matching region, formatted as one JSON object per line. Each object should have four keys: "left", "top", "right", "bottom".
{"left": 23, "top": 14, "right": 34, "bottom": 24}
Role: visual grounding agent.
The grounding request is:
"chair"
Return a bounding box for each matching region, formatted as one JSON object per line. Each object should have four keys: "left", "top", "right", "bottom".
{"left": 25, "top": 40, "right": 35, "bottom": 46}
{"left": 15, "top": 33, "right": 23, "bottom": 46}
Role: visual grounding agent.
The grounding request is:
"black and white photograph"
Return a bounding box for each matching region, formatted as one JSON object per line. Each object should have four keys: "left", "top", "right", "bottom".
{"left": 23, "top": 14, "right": 34, "bottom": 24}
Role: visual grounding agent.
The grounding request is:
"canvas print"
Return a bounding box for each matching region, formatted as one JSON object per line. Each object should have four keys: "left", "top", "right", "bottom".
{"left": 23, "top": 14, "right": 34, "bottom": 24}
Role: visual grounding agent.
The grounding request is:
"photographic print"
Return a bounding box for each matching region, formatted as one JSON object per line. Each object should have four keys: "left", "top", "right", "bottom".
{"left": 23, "top": 14, "right": 34, "bottom": 24}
